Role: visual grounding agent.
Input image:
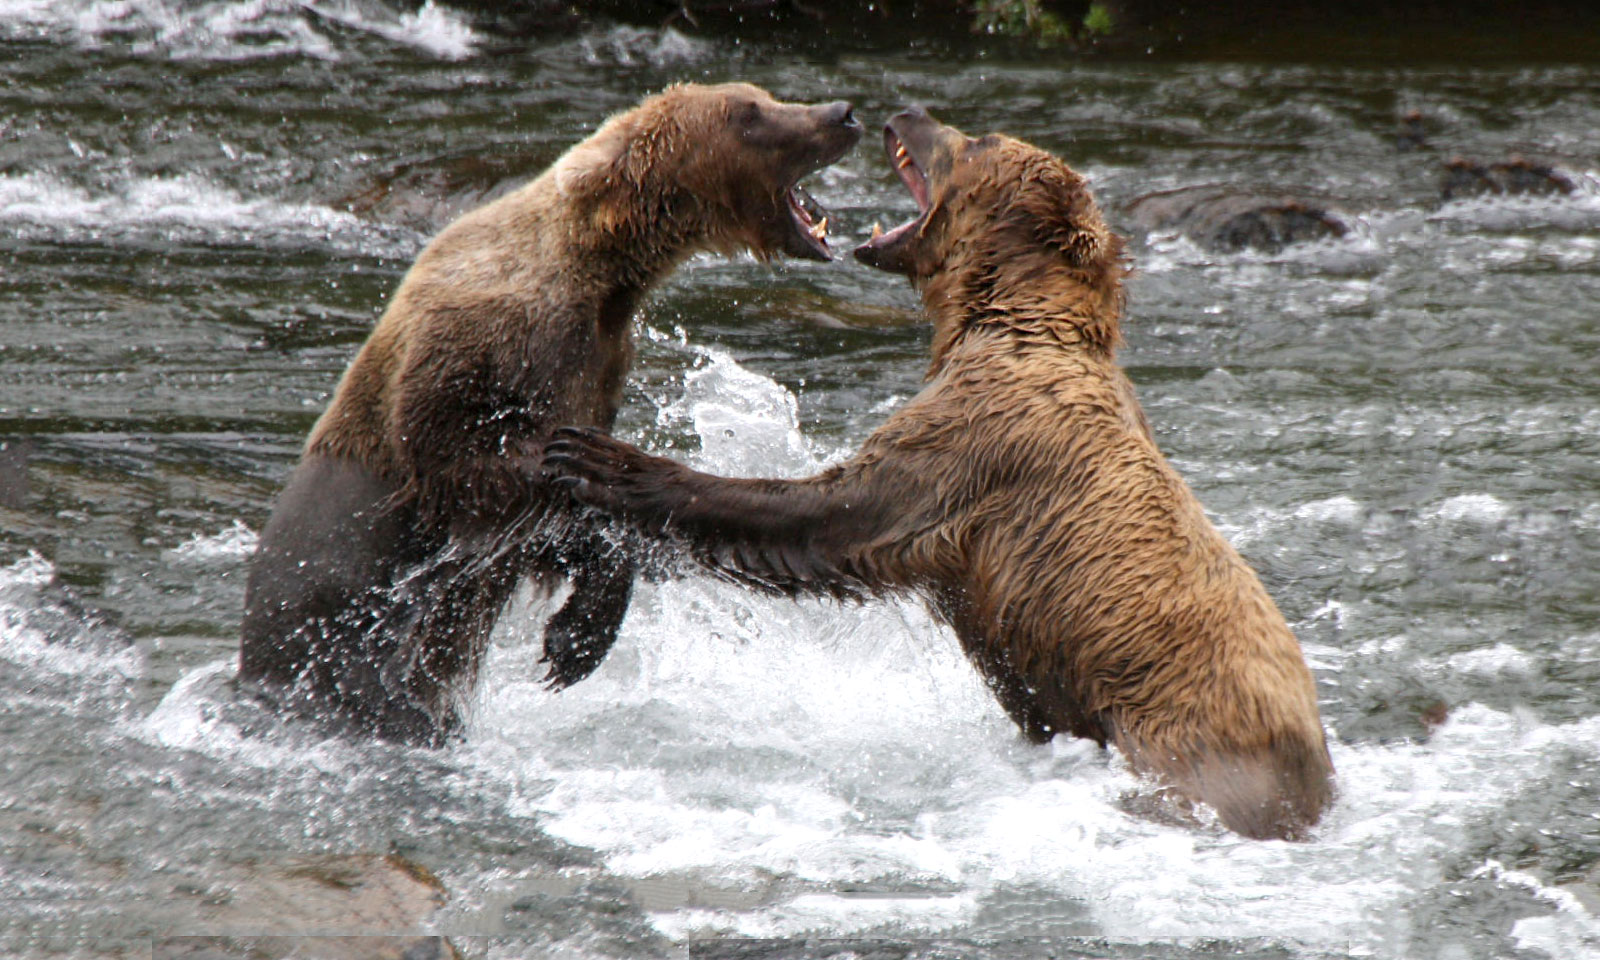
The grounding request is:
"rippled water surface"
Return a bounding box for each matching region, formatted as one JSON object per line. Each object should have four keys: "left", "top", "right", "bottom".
{"left": 4, "top": 3, "right": 1600, "bottom": 958}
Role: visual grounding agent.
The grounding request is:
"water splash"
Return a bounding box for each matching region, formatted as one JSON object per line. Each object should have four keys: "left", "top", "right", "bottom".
{"left": 451, "top": 354, "right": 1600, "bottom": 949}
{"left": 656, "top": 347, "right": 829, "bottom": 477}
{"left": 0, "top": 553, "right": 142, "bottom": 680}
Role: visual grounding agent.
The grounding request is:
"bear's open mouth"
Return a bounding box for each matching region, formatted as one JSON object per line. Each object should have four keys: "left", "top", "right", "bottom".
{"left": 786, "top": 182, "right": 834, "bottom": 259}
{"left": 858, "top": 126, "right": 930, "bottom": 255}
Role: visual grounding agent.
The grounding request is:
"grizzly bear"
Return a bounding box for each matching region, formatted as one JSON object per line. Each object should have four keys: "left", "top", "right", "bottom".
{"left": 240, "top": 83, "right": 861, "bottom": 745}
{"left": 543, "top": 107, "right": 1335, "bottom": 840}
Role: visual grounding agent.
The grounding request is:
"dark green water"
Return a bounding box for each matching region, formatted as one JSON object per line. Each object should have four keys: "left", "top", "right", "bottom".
{"left": 3, "top": 4, "right": 1599, "bottom": 958}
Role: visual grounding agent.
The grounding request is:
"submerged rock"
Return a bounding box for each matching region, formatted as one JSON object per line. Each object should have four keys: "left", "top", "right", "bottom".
{"left": 0, "top": 438, "right": 28, "bottom": 509}
{"left": 1440, "top": 155, "right": 1578, "bottom": 201}
{"left": 1124, "top": 185, "right": 1350, "bottom": 252}
{"left": 336, "top": 146, "right": 556, "bottom": 235}
{"left": 154, "top": 853, "right": 452, "bottom": 959}
{"left": 1396, "top": 112, "right": 1580, "bottom": 202}
{"left": 157, "top": 935, "right": 457, "bottom": 960}
{"left": 1396, "top": 109, "right": 1429, "bottom": 152}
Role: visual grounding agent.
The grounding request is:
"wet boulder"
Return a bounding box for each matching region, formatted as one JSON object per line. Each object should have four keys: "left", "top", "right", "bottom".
{"left": 1123, "top": 185, "right": 1349, "bottom": 253}
{"left": 1391, "top": 110, "right": 1580, "bottom": 202}
{"left": 1440, "top": 155, "right": 1577, "bottom": 202}
{"left": 1396, "top": 109, "right": 1429, "bottom": 152}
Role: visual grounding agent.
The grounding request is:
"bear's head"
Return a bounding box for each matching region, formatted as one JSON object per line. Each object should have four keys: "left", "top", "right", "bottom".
{"left": 854, "top": 108, "right": 1126, "bottom": 358}
{"left": 557, "top": 82, "right": 861, "bottom": 261}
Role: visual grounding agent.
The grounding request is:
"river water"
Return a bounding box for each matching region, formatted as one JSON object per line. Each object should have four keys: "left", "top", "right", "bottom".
{"left": 3, "top": 3, "right": 1599, "bottom": 958}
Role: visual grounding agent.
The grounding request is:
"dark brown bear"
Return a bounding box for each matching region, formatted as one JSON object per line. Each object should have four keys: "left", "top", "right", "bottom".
{"left": 544, "top": 108, "right": 1335, "bottom": 840}
{"left": 240, "top": 83, "right": 860, "bottom": 745}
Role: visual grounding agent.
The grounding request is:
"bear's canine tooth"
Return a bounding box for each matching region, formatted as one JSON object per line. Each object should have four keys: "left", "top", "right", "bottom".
{"left": 870, "top": 221, "right": 883, "bottom": 239}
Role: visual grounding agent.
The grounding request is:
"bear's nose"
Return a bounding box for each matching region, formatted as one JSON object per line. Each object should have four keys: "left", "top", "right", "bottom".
{"left": 820, "top": 101, "right": 859, "bottom": 130}
{"left": 893, "top": 105, "right": 932, "bottom": 124}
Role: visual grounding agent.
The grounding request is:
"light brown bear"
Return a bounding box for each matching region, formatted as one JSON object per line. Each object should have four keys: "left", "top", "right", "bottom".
{"left": 543, "top": 107, "right": 1335, "bottom": 840}
{"left": 240, "top": 84, "right": 860, "bottom": 745}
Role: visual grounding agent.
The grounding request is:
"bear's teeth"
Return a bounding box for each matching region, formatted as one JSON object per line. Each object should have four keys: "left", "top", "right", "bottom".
{"left": 810, "top": 217, "right": 828, "bottom": 240}
{"left": 870, "top": 221, "right": 883, "bottom": 239}
{"left": 895, "top": 143, "right": 907, "bottom": 160}
{"left": 898, "top": 155, "right": 914, "bottom": 170}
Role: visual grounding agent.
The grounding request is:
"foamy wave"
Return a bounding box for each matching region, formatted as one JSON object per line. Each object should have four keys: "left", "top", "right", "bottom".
{"left": 313, "top": 0, "right": 474, "bottom": 59}
{"left": 1430, "top": 171, "right": 1600, "bottom": 232}
{"left": 1217, "top": 488, "right": 1579, "bottom": 552}
{"left": 140, "top": 657, "right": 369, "bottom": 775}
{"left": 1136, "top": 213, "right": 1385, "bottom": 276}
{"left": 1214, "top": 493, "right": 1367, "bottom": 548}
{"left": 0, "top": 172, "right": 419, "bottom": 255}
{"left": 1441, "top": 641, "right": 1537, "bottom": 677}
{"left": 1422, "top": 492, "right": 1511, "bottom": 525}
{"left": 0, "top": 0, "right": 478, "bottom": 61}
{"left": 1477, "top": 860, "right": 1600, "bottom": 960}
{"left": 0, "top": 552, "right": 142, "bottom": 679}
{"left": 165, "top": 520, "right": 260, "bottom": 566}
{"left": 0, "top": 549, "right": 53, "bottom": 589}
{"left": 568, "top": 25, "right": 714, "bottom": 68}
{"left": 1294, "top": 494, "right": 1364, "bottom": 525}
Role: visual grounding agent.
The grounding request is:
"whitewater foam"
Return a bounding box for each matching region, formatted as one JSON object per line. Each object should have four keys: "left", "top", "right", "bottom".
{"left": 451, "top": 355, "right": 1598, "bottom": 948}
{"left": 570, "top": 25, "right": 714, "bottom": 69}
{"left": 128, "top": 351, "right": 1598, "bottom": 951}
{"left": 0, "top": 0, "right": 479, "bottom": 60}
{"left": 0, "top": 552, "right": 142, "bottom": 680}
{"left": 1479, "top": 860, "right": 1600, "bottom": 959}
{"left": 165, "top": 520, "right": 260, "bottom": 566}
{"left": 0, "top": 171, "right": 420, "bottom": 256}
{"left": 1430, "top": 174, "right": 1600, "bottom": 233}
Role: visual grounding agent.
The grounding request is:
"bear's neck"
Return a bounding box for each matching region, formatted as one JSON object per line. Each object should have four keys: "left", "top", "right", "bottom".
{"left": 920, "top": 251, "right": 1125, "bottom": 377}
{"left": 561, "top": 178, "right": 721, "bottom": 296}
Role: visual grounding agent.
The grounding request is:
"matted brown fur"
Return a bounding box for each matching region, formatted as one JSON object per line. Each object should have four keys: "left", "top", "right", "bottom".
{"left": 240, "top": 83, "right": 859, "bottom": 744}
{"left": 544, "top": 109, "right": 1335, "bottom": 839}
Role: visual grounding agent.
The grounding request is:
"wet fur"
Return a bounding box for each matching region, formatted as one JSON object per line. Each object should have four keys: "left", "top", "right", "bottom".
{"left": 545, "top": 117, "right": 1335, "bottom": 839}
{"left": 240, "top": 83, "right": 857, "bottom": 744}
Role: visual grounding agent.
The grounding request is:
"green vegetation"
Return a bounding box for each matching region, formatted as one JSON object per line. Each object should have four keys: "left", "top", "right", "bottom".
{"left": 441, "top": 0, "right": 1600, "bottom": 60}
{"left": 973, "top": 0, "right": 1115, "bottom": 46}
{"left": 1082, "top": 2, "right": 1116, "bottom": 37}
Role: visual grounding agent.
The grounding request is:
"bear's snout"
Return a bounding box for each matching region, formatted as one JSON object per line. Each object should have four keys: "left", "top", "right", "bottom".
{"left": 815, "top": 101, "right": 859, "bottom": 131}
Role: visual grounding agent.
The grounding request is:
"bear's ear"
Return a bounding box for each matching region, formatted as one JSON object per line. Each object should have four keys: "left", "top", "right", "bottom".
{"left": 554, "top": 118, "right": 634, "bottom": 198}
{"left": 556, "top": 97, "right": 698, "bottom": 202}
{"left": 1014, "top": 161, "right": 1111, "bottom": 268}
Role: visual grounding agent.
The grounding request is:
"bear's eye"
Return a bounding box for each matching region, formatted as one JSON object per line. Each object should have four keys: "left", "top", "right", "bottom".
{"left": 736, "top": 101, "right": 762, "bottom": 127}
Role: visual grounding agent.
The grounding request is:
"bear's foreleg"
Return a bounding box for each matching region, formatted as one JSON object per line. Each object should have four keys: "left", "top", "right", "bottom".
{"left": 542, "top": 427, "right": 921, "bottom": 600}
{"left": 539, "top": 529, "right": 636, "bottom": 689}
